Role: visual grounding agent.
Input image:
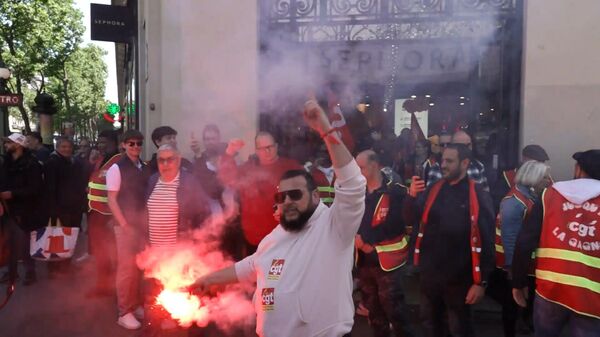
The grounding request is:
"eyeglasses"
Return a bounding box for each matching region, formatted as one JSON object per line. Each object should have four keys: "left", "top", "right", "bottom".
{"left": 274, "top": 189, "right": 303, "bottom": 204}
{"left": 158, "top": 156, "right": 177, "bottom": 165}
{"left": 127, "top": 141, "right": 143, "bottom": 147}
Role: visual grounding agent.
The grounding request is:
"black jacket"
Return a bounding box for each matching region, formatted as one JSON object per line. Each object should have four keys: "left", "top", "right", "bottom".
{"left": 2, "top": 151, "right": 45, "bottom": 230}
{"left": 116, "top": 156, "right": 151, "bottom": 226}
{"left": 358, "top": 174, "right": 409, "bottom": 266}
{"left": 404, "top": 177, "right": 495, "bottom": 285}
{"left": 145, "top": 170, "right": 210, "bottom": 235}
{"left": 43, "top": 152, "right": 87, "bottom": 219}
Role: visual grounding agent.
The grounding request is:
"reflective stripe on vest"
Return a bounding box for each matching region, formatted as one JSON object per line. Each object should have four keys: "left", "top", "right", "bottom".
{"left": 317, "top": 186, "right": 335, "bottom": 193}
{"left": 535, "top": 187, "right": 600, "bottom": 319}
{"left": 370, "top": 193, "right": 409, "bottom": 271}
{"left": 317, "top": 185, "right": 335, "bottom": 206}
{"left": 88, "top": 182, "right": 107, "bottom": 190}
{"left": 495, "top": 187, "right": 534, "bottom": 269}
{"left": 88, "top": 153, "right": 122, "bottom": 215}
{"left": 415, "top": 179, "right": 483, "bottom": 285}
{"left": 88, "top": 194, "right": 108, "bottom": 203}
{"left": 317, "top": 186, "right": 335, "bottom": 204}
{"left": 375, "top": 236, "right": 409, "bottom": 271}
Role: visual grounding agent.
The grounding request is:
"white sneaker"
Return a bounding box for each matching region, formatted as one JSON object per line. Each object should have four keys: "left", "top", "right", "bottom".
{"left": 133, "top": 306, "right": 145, "bottom": 320}
{"left": 117, "top": 312, "right": 141, "bottom": 330}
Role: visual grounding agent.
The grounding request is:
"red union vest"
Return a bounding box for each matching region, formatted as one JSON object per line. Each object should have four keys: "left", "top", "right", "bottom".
{"left": 371, "top": 188, "right": 409, "bottom": 271}
{"left": 87, "top": 153, "right": 123, "bottom": 215}
{"left": 535, "top": 187, "right": 600, "bottom": 319}
{"left": 414, "top": 179, "right": 484, "bottom": 285}
{"left": 495, "top": 187, "right": 535, "bottom": 268}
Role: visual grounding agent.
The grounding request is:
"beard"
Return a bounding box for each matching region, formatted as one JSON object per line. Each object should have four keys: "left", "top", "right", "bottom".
{"left": 280, "top": 200, "right": 317, "bottom": 233}
{"left": 443, "top": 167, "right": 462, "bottom": 182}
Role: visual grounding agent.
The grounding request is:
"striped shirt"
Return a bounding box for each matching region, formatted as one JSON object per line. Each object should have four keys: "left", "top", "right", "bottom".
{"left": 148, "top": 174, "right": 180, "bottom": 247}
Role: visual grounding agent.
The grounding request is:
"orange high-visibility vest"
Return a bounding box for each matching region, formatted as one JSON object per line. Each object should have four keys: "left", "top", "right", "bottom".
{"left": 87, "top": 153, "right": 123, "bottom": 215}
{"left": 414, "top": 179, "right": 484, "bottom": 285}
{"left": 534, "top": 187, "right": 600, "bottom": 319}
{"left": 371, "top": 189, "right": 409, "bottom": 271}
{"left": 495, "top": 187, "right": 534, "bottom": 268}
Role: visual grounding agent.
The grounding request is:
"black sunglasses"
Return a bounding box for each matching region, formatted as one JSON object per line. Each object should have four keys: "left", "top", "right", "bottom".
{"left": 127, "top": 141, "right": 143, "bottom": 147}
{"left": 274, "top": 189, "right": 303, "bottom": 204}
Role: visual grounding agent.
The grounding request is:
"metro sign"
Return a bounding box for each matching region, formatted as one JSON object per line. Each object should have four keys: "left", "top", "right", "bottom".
{"left": 0, "top": 94, "right": 22, "bottom": 107}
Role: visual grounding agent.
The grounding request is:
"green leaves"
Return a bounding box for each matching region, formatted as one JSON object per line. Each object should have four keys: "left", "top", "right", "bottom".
{"left": 1, "top": 0, "right": 105, "bottom": 135}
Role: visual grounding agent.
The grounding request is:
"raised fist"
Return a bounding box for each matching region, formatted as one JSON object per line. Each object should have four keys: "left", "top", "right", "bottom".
{"left": 303, "top": 99, "right": 332, "bottom": 135}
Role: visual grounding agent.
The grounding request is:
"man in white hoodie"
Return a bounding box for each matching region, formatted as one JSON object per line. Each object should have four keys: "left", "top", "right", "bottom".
{"left": 191, "top": 99, "right": 366, "bottom": 337}
{"left": 512, "top": 149, "right": 600, "bottom": 337}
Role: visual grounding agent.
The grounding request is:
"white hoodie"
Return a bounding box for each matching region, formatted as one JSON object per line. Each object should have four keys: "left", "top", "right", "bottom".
{"left": 235, "top": 161, "right": 366, "bottom": 337}
{"left": 552, "top": 178, "right": 600, "bottom": 205}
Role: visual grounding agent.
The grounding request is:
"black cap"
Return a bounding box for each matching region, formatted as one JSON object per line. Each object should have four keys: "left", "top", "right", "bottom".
{"left": 573, "top": 150, "right": 600, "bottom": 180}
{"left": 522, "top": 144, "right": 550, "bottom": 162}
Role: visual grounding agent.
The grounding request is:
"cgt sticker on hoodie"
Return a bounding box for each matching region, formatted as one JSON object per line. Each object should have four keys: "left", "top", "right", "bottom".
{"left": 267, "top": 259, "right": 285, "bottom": 280}
{"left": 261, "top": 288, "right": 275, "bottom": 311}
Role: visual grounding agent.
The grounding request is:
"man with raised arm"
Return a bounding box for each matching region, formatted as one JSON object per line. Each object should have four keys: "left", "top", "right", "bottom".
{"left": 191, "top": 99, "right": 366, "bottom": 337}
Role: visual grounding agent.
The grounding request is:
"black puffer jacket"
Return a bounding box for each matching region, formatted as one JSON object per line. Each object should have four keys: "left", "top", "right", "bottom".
{"left": 2, "top": 151, "right": 44, "bottom": 230}
{"left": 43, "top": 152, "right": 87, "bottom": 218}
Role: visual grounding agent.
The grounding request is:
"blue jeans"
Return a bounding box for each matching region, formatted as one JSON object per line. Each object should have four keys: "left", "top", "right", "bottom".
{"left": 534, "top": 294, "right": 600, "bottom": 337}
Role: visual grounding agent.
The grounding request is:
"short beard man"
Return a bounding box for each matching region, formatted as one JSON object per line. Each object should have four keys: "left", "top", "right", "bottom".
{"left": 280, "top": 195, "right": 318, "bottom": 232}
{"left": 277, "top": 170, "right": 321, "bottom": 233}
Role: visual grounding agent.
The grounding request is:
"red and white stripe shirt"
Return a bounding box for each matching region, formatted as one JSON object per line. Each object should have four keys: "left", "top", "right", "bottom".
{"left": 147, "top": 174, "right": 180, "bottom": 247}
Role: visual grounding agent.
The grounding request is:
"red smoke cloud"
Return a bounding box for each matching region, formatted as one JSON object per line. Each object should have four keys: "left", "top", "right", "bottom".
{"left": 136, "top": 213, "right": 255, "bottom": 330}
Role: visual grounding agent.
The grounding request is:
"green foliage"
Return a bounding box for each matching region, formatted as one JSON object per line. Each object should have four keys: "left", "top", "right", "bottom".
{"left": 48, "top": 44, "right": 108, "bottom": 136}
{"left": 0, "top": 0, "right": 107, "bottom": 136}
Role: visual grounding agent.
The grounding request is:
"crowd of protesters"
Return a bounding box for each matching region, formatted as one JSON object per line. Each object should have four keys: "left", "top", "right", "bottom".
{"left": 0, "top": 95, "right": 598, "bottom": 337}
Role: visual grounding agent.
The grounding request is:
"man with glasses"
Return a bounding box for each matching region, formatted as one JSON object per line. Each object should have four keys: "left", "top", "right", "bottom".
{"left": 146, "top": 144, "right": 209, "bottom": 247}
{"left": 218, "top": 131, "right": 301, "bottom": 255}
{"left": 106, "top": 130, "right": 150, "bottom": 330}
{"left": 192, "top": 98, "right": 366, "bottom": 337}
{"left": 142, "top": 144, "right": 209, "bottom": 335}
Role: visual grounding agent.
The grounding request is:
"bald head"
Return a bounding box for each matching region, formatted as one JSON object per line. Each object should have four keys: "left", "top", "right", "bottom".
{"left": 452, "top": 130, "right": 472, "bottom": 150}
{"left": 356, "top": 149, "right": 381, "bottom": 183}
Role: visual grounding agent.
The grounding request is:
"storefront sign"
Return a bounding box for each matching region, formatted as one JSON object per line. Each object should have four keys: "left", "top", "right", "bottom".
{"left": 91, "top": 4, "right": 135, "bottom": 43}
{"left": 0, "top": 94, "right": 22, "bottom": 107}
{"left": 299, "top": 43, "right": 475, "bottom": 83}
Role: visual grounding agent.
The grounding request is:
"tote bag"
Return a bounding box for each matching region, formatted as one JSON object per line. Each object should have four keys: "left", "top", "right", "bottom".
{"left": 30, "top": 218, "right": 79, "bottom": 261}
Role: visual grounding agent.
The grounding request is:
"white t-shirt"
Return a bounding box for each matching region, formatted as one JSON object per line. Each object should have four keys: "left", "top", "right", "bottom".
{"left": 147, "top": 174, "right": 180, "bottom": 247}
{"left": 106, "top": 159, "right": 143, "bottom": 192}
{"left": 235, "top": 161, "right": 366, "bottom": 337}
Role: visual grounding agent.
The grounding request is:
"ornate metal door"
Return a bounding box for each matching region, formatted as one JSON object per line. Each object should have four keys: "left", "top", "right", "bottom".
{"left": 259, "top": 0, "right": 523, "bottom": 171}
